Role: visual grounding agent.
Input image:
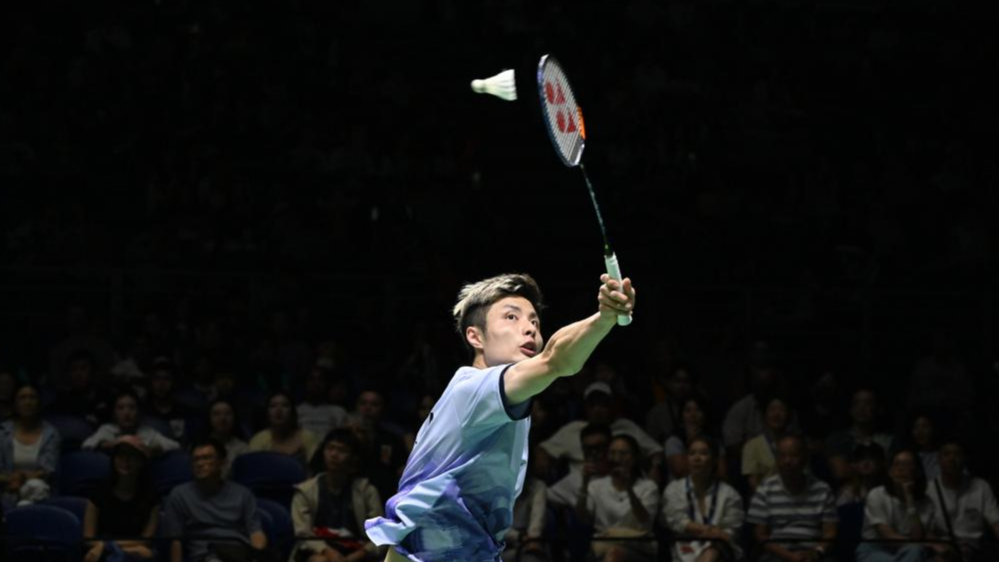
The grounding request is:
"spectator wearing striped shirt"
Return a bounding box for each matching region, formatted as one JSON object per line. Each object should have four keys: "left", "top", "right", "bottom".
{"left": 748, "top": 435, "right": 837, "bottom": 562}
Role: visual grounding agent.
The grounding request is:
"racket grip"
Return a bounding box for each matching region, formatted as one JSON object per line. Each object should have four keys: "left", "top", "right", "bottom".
{"left": 604, "top": 253, "right": 633, "bottom": 327}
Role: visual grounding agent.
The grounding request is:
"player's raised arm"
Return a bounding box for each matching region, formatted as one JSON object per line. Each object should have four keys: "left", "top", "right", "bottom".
{"left": 503, "top": 275, "right": 635, "bottom": 404}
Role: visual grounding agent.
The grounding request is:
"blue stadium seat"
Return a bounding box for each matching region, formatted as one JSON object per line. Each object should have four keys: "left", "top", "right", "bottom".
{"left": 5, "top": 504, "right": 83, "bottom": 562}
{"left": 58, "top": 450, "right": 110, "bottom": 496}
{"left": 44, "top": 414, "right": 95, "bottom": 453}
{"left": 256, "top": 497, "right": 295, "bottom": 559}
{"left": 40, "top": 496, "right": 89, "bottom": 523}
{"left": 151, "top": 449, "right": 194, "bottom": 496}
{"left": 143, "top": 416, "right": 175, "bottom": 441}
{"left": 231, "top": 452, "right": 306, "bottom": 509}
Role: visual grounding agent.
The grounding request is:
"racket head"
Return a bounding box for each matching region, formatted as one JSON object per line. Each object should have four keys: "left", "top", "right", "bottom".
{"left": 537, "top": 54, "right": 586, "bottom": 167}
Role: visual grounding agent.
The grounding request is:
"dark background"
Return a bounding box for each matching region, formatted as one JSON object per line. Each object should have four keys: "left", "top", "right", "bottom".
{"left": 1, "top": 0, "right": 995, "bottom": 442}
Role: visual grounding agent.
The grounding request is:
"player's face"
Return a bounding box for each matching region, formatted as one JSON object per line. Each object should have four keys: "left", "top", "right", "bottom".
{"left": 478, "top": 296, "right": 543, "bottom": 366}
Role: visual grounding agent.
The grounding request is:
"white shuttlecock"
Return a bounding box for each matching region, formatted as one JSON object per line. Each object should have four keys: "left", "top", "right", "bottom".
{"left": 471, "top": 69, "right": 517, "bottom": 101}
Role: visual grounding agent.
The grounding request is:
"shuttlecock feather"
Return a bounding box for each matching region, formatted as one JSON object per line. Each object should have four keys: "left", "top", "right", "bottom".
{"left": 471, "top": 69, "right": 517, "bottom": 101}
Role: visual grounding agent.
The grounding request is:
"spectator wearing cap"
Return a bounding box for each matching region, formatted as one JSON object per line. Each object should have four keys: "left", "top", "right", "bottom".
{"left": 143, "top": 358, "right": 194, "bottom": 445}
{"left": 162, "top": 437, "right": 269, "bottom": 562}
{"left": 83, "top": 389, "right": 180, "bottom": 457}
{"left": 83, "top": 435, "right": 160, "bottom": 562}
{"left": 926, "top": 440, "right": 999, "bottom": 562}
{"left": 0, "top": 382, "right": 60, "bottom": 506}
{"left": 540, "top": 382, "right": 663, "bottom": 484}
{"left": 825, "top": 389, "right": 895, "bottom": 484}
{"left": 748, "top": 435, "right": 837, "bottom": 562}
{"left": 837, "top": 443, "right": 887, "bottom": 507}
{"left": 741, "top": 395, "right": 792, "bottom": 494}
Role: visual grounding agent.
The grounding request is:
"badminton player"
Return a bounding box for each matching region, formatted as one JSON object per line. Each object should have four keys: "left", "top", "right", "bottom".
{"left": 366, "top": 272, "right": 636, "bottom": 562}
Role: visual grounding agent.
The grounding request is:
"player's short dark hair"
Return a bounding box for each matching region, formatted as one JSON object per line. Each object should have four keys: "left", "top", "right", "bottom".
{"left": 452, "top": 273, "right": 544, "bottom": 354}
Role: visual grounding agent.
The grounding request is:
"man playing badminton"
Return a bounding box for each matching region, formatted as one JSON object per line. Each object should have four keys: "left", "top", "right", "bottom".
{"left": 365, "top": 272, "right": 636, "bottom": 562}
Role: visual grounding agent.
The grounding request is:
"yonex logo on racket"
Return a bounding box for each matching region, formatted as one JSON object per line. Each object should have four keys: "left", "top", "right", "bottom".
{"left": 544, "top": 81, "right": 581, "bottom": 135}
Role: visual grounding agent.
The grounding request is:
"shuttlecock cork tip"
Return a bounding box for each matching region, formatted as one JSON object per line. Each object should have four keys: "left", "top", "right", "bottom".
{"left": 471, "top": 79, "right": 486, "bottom": 93}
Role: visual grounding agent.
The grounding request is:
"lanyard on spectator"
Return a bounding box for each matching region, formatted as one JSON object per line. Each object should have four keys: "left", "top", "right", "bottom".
{"left": 686, "top": 477, "right": 719, "bottom": 526}
{"left": 933, "top": 478, "right": 958, "bottom": 544}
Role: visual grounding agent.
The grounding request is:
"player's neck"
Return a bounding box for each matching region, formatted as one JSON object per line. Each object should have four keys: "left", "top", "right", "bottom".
{"left": 472, "top": 354, "right": 488, "bottom": 370}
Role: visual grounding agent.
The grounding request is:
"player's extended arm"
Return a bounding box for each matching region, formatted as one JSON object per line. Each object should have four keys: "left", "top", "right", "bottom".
{"left": 505, "top": 275, "right": 635, "bottom": 405}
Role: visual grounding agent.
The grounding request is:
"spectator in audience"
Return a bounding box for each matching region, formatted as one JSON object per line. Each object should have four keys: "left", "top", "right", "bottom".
{"left": 143, "top": 358, "right": 192, "bottom": 445}
{"left": 663, "top": 395, "right": 727, "bottom": 484}
{"left": 547, "top": 423, "right": 612, "bottom": 510}
{"left": 926, "top": 440, "right": 999, "bottom": 562}
{"left": 341, "top": 412, "right": 398, "bottom": 505}
{"left": 83, "top": 436, "right": 160, "bottom": 562}
{"left": 503, "top": 443, "right": 550, "bottom": 562}
{"left": 297, "top": 366, "right": 346, "bottom": 440}
{"left": 249, "top": 391, "right": 320, "bottom": 471}
{"left": 577, "top": 434, "right": 660, "bottom": 562}
{"left": 825, "top": 388, "right": 895, "bottom": 483}
{"left": 206, "top": 398, "right": 248, "bottom": 477}
{"left": 292, "top": 428, "right": 384, "bottom": 562}
{"left": 797, "top": 370, "right": 848, "bottom": 459}
{"left": 722, "top": 363, "right": 796, "bottom": 459}
{"left": 353, "top": 389, "right": 408, "bottom": 477}
{"left": 742, "top": 395, "right": 792, "bottom": 493}
{"left": 402, "top": 392, "right": 438, "bottom": 453}
{"left": 162, "top": 438, "right": 269, "bottom": 562}
{"left": 663, "top": 436, "right": 744, "bottom": 562}
{"left": 645, "top": 362, "right": 696, "bottom": 443}
{"left": 0, "top": 382, "right": 60, "bottom": 506}
{"left": 53, "top": 349, "right": 112, "bottom": 426}
{"left": 857, "top": 448, "right": 949, "bottom": 562}
{"left": 82, "top": 389, "right": 180, "bottom": 456}
{"left": 748, "top": 435, "right": 837, "bottom": 562}
{"left": 906, "top": 412, "right": 942, "bottom": 481}
{"left": 541, "top": 382, "right": 663, "bottom": 482}
{"left": 0, "top": 368, "right": 15, "bottom": 421}
{"left": 837, "top": 443, "right": 887, "bottom": 507}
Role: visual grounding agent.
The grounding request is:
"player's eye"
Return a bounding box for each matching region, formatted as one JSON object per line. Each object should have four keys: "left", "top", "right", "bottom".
{"left": 507, "top": 314, "right": 517, "bottom": 321}
{"left": 531, "top": 320, "right": 540, "bottom": 327}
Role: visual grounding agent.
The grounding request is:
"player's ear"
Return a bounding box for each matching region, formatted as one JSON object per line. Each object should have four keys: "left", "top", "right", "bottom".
{"left": 465, "top": 326, "right": 485, "bottom": 350}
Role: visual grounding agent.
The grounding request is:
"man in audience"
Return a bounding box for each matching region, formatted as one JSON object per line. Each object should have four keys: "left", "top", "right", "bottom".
{"left": 748, "top": 435, "right": 838, "bottom": 562}
{"left": 644, "top": 362, "right": 695, "bottom": 443}
{"left": 825, "top": 388, "right": 895, "bottom": 482}
{"left": 162, "top": 438, "right": 269, "bottom": 562}
{"left": 927, "top": 439, "right": 999, "bottom": 562}
{"left": 539, "top": 382, "right": 663, "bottom": 478}
{"left": 52, "top": 350, "right": 112, "bottom": 426}
{"left": 144, "top": 358, "right": 193, "bottom": 445}
{"left": 297, "top": 366, "right": 346, "bottom": 438}
{"left": 354, "top": 388, "right": 407, "bottom": 479}
{"left": 546, "top": 423, "right": 612, "bottom": 509}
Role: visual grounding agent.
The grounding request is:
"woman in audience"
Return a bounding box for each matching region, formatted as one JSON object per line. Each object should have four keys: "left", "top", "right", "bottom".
{"left": 663, "top": 436, "right": 744, "bottom": 562}
{"left": 205, "top": 398, "right": 248, "bottom": 477}
{"left": 663, "top": 395, "right": 727, "bottom": 484}
{"left": 0, "top": 382, "right": 60, "bottom": 506}
{"left": 741, "top": 395, "right": 791, "bottom": 493}
{"left": 857, "top": 448, "right": 950, "bottom": 562}
{"left": 837, "top": 443, "right": 887, "bottom": 506}
{"left": 249, "top": 391, "right": 319, "bottom": 471}
{"left": 83, "top": 436, "right": 160, "bottom": 562}
{"left": 82, "top": 389, "right": 179, "bottom": 456}
{"left": 291, "top": 428, "right": 384, "bottom": 562}
{"left": 577, "top": 434, "right": 660, "bottom": 562}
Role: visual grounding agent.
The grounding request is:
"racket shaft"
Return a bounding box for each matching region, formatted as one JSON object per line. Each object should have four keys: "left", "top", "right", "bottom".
{"left": 604, "top": 253, "right": 633, "bottom": 326}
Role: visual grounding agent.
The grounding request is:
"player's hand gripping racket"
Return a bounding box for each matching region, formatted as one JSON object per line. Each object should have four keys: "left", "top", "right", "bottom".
{"left": 536, "top": 54, "right": 632, "bottom": 326}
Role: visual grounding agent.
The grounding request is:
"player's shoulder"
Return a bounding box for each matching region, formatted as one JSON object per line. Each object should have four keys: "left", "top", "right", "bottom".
{"left": 451, "top": 363, "right": 511, "bottom": 386}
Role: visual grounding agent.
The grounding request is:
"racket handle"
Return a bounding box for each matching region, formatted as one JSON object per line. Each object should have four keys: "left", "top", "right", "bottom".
{"left": 604, "top": 253, "right": 633, "bottom": 327}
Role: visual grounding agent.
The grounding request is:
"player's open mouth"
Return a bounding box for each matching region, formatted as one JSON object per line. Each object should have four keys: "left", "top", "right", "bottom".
{"left": 520, "top": 344, "right": 537, "bottom": 357}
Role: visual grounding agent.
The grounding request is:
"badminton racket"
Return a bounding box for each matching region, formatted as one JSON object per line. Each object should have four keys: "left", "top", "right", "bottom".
{"left": 536, "top": 54, "right": 632, "bottom": 326}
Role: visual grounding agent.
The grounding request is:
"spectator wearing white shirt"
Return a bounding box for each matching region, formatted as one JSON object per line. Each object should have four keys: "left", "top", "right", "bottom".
{"left": 547, "top": 423, "right": 612, "bottom": 510}
{"left": 83, "top": 389, "right": 179, "bottom": 457}
{"left": 540, "top": 382, "right": 663, "bottom": 484}
{"left": 927, "top": 440, "right": 999, "bottom": 562}
{"left": 663, "top": 436, "right": 744, "bottom": 562}
{"left": 577, "top": 434, "right": 660, "bottom": 562}
{"left": 857, "top": 448, "right": 949, "bottom": 562}
{"left": 296, "top": 366, "right": 346, "bottom": 439}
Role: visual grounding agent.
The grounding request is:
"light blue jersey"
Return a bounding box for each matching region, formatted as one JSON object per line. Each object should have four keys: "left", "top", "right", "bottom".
{"left": 365, "top": 364, "right": 532, "bottom": 562}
